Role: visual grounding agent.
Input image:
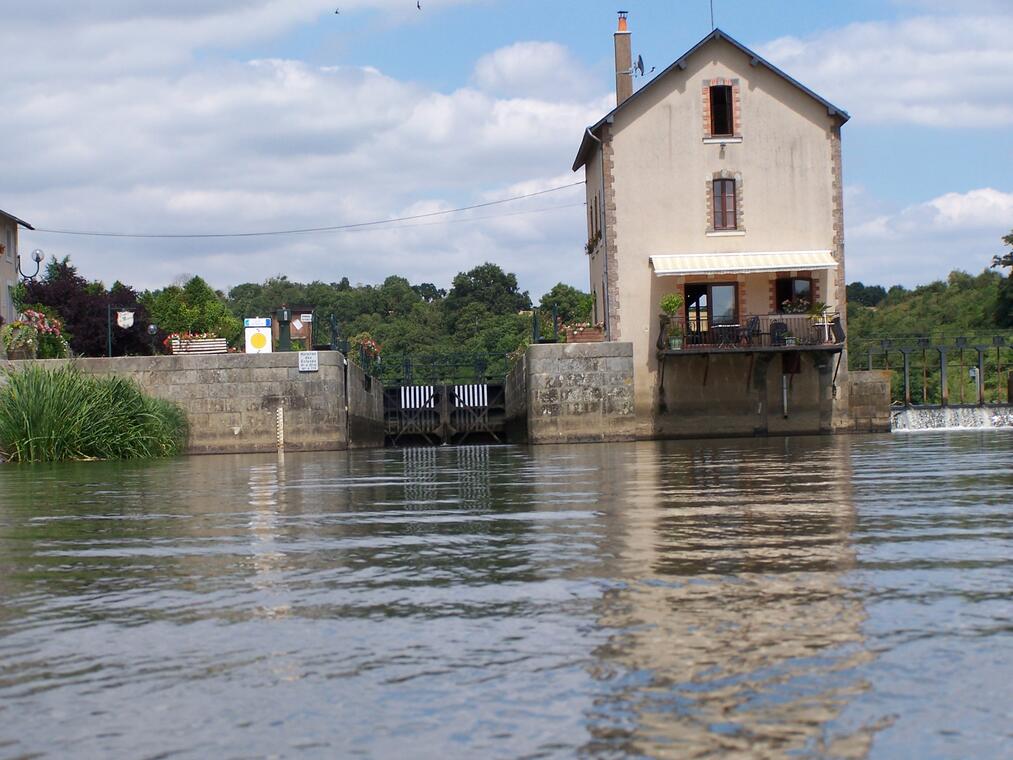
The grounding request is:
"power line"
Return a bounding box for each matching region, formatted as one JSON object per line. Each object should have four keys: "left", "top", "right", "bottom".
{"left": 31, "top": 181, "right": 585, "bottom": 240}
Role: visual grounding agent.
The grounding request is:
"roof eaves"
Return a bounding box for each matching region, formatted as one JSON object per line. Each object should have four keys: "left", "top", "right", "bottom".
{"left": 0, "top": 209, "right": 34, "bottom": 230}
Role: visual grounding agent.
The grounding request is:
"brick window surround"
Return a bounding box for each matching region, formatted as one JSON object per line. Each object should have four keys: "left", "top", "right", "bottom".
{"left": 768, "top": 271, "right": 821, "bottom": 313}
{"left": 705, "top": 170, "right": 744, "bottom": 233}
{"left": 702, "top": 78, "right": 742, "bottom": 139}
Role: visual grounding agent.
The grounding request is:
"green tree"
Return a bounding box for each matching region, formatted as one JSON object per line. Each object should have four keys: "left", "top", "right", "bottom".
{"left": 443, "top": 263, "right": 531, "bottom": 332}
{"left": 538, "top": 283, "right": 593, "bottom": 325}
{"left": 992, "top": 230, "right": 1013, "bottom": 328}
{"left": 143, "top": 276, "right": 241, "bottom": 342}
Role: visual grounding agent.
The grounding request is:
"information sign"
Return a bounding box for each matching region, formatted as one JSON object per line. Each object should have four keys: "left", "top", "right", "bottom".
{"left": 298, "top": 351, "right": 319, "bottom": 373}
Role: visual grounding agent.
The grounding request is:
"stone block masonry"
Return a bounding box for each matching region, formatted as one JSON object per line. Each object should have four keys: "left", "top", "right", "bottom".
{"left": 849, "top": 370, "right": 891, "bottom": 433}
{"left": 1, "top": 352, "right": 384, "bottom": 454}
{"left": 505, "top": 342, "right": 636, "bottom": 444}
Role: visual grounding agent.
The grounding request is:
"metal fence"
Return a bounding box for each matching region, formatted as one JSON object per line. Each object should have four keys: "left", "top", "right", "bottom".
{"left": 848, "top": 332, "right": 1013, "bottom": 405}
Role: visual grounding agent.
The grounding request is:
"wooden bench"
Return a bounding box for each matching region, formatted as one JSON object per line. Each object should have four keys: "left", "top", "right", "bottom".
{"left": 169, "top": 338, "right": 229, "bottom": 355}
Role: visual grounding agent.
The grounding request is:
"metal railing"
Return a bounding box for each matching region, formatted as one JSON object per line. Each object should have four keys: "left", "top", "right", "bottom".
{"left": 659, "top": 313, "right": 844, "bottom": 351}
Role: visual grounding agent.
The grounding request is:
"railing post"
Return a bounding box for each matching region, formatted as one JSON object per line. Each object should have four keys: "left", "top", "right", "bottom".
{"left": 976, "top": 348, "right": 986, "bottom": 406}
{"left": 329, "top": 314, "right": 338, "bottom": 351}
{"left": 532, "top": 310, "right": 540, "bottom": 345}
{"left": 900, "top": 348, "right": 912, "bottom": 406}
{"left": 867, "top": 348, "right": 873, "bottom": 371}
{"left": 552, "top": 304, "right": 559, "bottom": 342}
{"left": 939, "top": 347, "right": 948, "bottom": 407}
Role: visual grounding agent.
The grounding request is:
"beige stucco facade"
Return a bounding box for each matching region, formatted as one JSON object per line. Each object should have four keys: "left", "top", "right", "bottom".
{"left": 577, "top": 28, "right": 850, "bottom": 438}
{"left": 0, "top": 214, "right": 24, "bottom": 325}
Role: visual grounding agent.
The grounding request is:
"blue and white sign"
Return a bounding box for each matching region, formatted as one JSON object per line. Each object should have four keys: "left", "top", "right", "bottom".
{"left": 244, "top": 317, "right": 272, "bottom": 328}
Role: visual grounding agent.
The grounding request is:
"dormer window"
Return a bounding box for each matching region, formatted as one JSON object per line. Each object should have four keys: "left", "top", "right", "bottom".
{"left": 709, "top": 85, "right": 734, "bottom": 136}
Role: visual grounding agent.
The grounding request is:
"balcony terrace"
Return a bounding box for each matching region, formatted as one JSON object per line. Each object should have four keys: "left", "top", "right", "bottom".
{"left": 657, "top": 313, "right": 845, "bottom": 356}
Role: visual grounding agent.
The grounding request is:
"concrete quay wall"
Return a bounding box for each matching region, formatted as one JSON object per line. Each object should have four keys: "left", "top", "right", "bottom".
{"left": 506, "top": 342, "right": 636, "bottom": 444}
{"left": 849, "top": 370, "right": 892, "bottom": 433}
{"left": 1, "top": 353, "right": 384, "bottom": 454}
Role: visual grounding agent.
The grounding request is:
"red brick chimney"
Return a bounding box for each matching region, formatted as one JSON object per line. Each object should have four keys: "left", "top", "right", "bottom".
{"left": 615, "top": 11, "right": 633, "bottom": 106}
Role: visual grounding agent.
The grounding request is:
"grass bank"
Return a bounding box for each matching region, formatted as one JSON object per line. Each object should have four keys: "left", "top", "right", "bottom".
{"left": 0, "top": 365, "right": 188, "bottom": 463}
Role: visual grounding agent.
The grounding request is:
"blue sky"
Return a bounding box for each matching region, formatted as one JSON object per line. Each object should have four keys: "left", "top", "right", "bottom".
{"left": 2, "top": 0, "right": 1011, "bottom": 297}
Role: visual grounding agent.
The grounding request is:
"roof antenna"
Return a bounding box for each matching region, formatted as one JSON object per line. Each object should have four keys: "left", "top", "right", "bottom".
{"left": 710, "top": 0, "right": 715, "bottom": 30}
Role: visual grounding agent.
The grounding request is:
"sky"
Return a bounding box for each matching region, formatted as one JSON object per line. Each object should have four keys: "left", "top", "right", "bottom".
{"left": 2, "top": 0, "right": 1012, "bottom": 299}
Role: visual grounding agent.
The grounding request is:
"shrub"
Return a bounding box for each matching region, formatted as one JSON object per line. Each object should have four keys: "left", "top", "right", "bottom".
{"left": 659, "top": 293, "right": 684, "bottom": 316}
{"left": 0, "top": 365, "right": 188, "bottom": 463}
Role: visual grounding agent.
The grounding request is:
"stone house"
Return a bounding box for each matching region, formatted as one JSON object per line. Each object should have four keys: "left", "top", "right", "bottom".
{"left": 573, "top": 15, "right": 851, "bottom": 437}
{"left": 0, "top": 209, "right": 34, "bottom": 326}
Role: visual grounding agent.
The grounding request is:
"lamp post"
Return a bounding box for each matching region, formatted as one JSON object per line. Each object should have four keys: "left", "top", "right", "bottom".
{"left": 17, "top": 248, "right": 45, "bottom": 283}
{"left": 147, "top": 323, "right": 159, "bottom": 355}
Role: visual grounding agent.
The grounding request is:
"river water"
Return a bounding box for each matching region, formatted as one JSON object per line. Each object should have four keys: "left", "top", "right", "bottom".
{"left": 0, "top": 433, "right": 1010, "bottom": 759}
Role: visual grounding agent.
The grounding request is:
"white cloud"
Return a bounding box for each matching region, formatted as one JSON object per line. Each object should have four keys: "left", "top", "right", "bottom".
{"left": 846, "top": 186, "right": 1013, "bottom": 286}
{"left": 3, "top": 7, "right": 602, "bottom": 300}
{"left": 760, "top": 13, "right": 1013, "bottom": 127}
{"left": 472, "top": 42, "right": 597, "bottom": 100}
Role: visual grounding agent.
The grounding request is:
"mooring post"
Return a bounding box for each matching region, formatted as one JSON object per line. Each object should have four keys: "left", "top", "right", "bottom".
{"left": 939, "top": 347, "right": 949, "bottom": 407}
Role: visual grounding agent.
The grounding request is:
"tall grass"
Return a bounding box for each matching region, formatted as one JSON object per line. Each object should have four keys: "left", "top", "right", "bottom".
{"left": 0, "top": 365, "right": 188, "bottom": 463}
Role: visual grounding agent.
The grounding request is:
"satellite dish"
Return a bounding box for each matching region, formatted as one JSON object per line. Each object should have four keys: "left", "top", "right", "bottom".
{"left": 635, "top": 55, "right": 645, "bottom": 77}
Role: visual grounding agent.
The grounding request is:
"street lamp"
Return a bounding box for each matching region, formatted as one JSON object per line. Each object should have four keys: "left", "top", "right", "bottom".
{"left": 17, "top": 248, "right": 45, "bottom": 283}
{"left": 147, "top": 323, "right": 159, "bottom": 355}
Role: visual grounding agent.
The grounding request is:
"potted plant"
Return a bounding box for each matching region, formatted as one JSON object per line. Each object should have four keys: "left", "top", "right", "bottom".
{"left": 1, "top": 321, "right": 39, "bottom": 360}
{"left": 668, "top": 321, "right": 684, "bottom": 350}
{"left": 659, "top": 293, "right": 684, "bottom": 350}
{"left": 784, "top": 332, "right": 797, "bottom": 346}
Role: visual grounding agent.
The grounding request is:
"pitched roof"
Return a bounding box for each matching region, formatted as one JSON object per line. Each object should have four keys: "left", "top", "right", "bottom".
{"left": 572, "top": 28, "right": 849, "bottom": 171}
{"left": 0, "top": 208, "right": 34, "bottom": 230}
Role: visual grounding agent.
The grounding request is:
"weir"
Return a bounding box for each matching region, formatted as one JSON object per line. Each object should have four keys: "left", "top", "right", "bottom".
{"left": 892, "top": 405, "right": 1013, "bottom": 432}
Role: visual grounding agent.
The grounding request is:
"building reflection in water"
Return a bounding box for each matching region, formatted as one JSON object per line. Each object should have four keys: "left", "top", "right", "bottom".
{"left": 532, "top": 438, "right": 885, "bottom": 758}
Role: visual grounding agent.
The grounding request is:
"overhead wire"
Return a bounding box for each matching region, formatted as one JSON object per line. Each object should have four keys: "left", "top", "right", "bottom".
{"left": 30, "top": 181, "right": 586, "bottom": 240}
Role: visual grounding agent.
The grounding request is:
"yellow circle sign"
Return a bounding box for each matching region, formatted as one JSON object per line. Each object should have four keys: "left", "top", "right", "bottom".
{"left": 250, "top": 332, "right": 267, "bottom": 350}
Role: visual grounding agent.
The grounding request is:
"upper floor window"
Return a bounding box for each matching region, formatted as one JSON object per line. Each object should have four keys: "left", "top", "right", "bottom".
{"left": 776, "top": 276, "right": 813, "bottom": 312}
{"left": 713, "top": 178, "right": 737, "bottom": 230}
{"left": 709, "top": 85, "right": 734, "bottom": 136}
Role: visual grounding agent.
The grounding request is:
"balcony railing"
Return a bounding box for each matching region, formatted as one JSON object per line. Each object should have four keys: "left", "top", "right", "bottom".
{"left": 658, "top": 313, "right": 845, "bottom": 353}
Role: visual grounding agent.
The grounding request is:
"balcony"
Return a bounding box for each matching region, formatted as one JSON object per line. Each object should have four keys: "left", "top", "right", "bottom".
{"left": 657, "top": 313, "right": 845, "bottom": 356}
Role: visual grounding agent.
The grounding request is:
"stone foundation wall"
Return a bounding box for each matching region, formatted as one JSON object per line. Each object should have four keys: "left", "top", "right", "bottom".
{"left": 346, "top": 360, "right": 385, "bottom": 448}
{"left": 653, "top": 351, "right": 838, "bottom": 438}
{"left": 1, "top": 353, "right": 384, "bottom": 454}
{"left": 849, "top": 370, "right": 892, "bottom": 433}
{"left": 507, "top": 342, "right": 636, "bottom": 444}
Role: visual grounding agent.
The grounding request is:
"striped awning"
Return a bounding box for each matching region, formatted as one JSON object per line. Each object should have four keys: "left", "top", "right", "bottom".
{"left": 650, "top": 250, "right": 838, "bottom": 276}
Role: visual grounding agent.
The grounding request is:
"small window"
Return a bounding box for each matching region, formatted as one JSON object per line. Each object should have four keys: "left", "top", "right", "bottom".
{"left": 776, "top": 277, "right": 813, "bottom": 312}
{"left": 713, "top": 178, "right": 736, "bottom": 230}
{"left": 710, "top": 85, "right": 733, "bottom": 136}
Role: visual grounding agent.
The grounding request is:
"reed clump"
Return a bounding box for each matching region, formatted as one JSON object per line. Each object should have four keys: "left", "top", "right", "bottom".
{"left": 0, "top": 365, "right": 188, "bottom": 463}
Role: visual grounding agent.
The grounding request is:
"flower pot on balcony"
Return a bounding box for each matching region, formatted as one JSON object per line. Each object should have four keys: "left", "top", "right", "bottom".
{"left": 668, "top": 336, "right": 683, "bottom": 350}
{"left": 784, "top": 336, "right": 797, "bottom": 347}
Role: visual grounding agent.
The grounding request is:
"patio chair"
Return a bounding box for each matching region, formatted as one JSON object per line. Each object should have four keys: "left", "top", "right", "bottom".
{"left": 739, "top": 316, "right": 761, "bottom": 346}
{"left": 770, "top": 320, "right": 789, "bottom": 346}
